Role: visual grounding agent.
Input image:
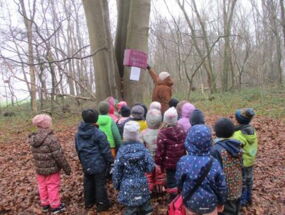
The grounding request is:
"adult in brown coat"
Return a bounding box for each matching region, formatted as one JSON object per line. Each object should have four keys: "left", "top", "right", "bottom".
{"left": 147, "top": 65, "right": 173, "bottom": 113}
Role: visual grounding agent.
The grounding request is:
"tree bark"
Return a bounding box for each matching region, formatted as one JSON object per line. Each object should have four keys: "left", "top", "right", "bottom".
{"left": 123, "top": 0, "right": 151, "bottom": 104}
{"left": 19, "top": 0, "right": 37, "bottom": 112}
{"left": 82, "top": 0, "right": 121, "bottom": 102}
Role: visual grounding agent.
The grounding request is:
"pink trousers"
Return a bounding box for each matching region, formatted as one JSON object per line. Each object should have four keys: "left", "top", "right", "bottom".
{"left": 36, "top": 172, "right": 61, "bottom": 209}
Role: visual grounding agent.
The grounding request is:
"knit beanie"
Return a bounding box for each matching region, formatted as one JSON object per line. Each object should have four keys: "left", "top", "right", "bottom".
{"left": 146, "top": 109, "right": 162, "bottom": 129}
{"left": 149, "top": 101, "right": 161, "bottom": 111}
{"left": 131, "top": 105, "right": 145, "bottom": 120}
{"left": 32, "top": 114, "right": 52, "bottom": 129}
{"left": 169, "top": 98, "right": 179, "bottom": 108}
{"left": 190, "top": 109, "right": 205, "bottom": 126}
{"left": 123, "top": 121, "right": 140, "bottom": 141}
{"left": 214, "top": 118, "right": 235, "bottom": 138}
{"left": 99, "top": 101, "right": 110, "bottom": 115}
{"left": 163, "top": 107, "right": 178, "bottom": 125}
{"left": 159, "top": 71, "right": 170, "bottom": 81}
{"left": 82, "top": 109, "right": 99, "bottom": 123}
{"left": 121, "top": 106, "right": 131, "bottom": 117}
{"left": 235, "top": 108, "right": 255, "bottom": 124}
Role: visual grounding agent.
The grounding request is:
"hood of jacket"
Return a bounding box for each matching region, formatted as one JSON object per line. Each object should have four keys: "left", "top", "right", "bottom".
{"left": 181, "top": 103, "right": 195, "bottom": 118}
{"left": 29, "top": 129, "right": 53, "bottom": 148}
{"left": 78, "top": 122, "right": 97, "bottom": 140}
{"left": 120, "top": 142, "right": 145, "bottom": 170}
{"left": 216, "top": 139, "right": 242, "bottom": 157}
{"left": 98, "top": 115, "right": 112, "bottom": 126}
{"left": 235, "top": 124, "right": 256, "bottom": 143}
{"left": 185, "top": 125, "right": 212, "bottom": 156}
{"left": 157, "top": 76, "right": 173, "bottom": 87}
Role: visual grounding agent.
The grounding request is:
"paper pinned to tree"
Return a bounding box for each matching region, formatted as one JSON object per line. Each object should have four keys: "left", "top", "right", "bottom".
{"left": 130, "top": 67, "right": 141, "bottom": 81}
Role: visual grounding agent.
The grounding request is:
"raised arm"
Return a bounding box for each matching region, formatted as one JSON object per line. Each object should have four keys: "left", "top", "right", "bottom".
{"left": 147, "top": 65, "right": 159, "bottom": 84}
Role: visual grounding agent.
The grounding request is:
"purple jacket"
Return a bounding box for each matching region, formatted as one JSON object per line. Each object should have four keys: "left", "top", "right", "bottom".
{"left": 178, "top": 103, "right": 195, "bottom": 133}
{"left": 155, "top": 125, "right": 186, "bottom": 170}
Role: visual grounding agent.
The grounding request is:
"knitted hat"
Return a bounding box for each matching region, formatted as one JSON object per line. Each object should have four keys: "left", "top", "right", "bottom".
{"left": 123, "top": 121, "right": 140, "bottom": 141}
{"left": 82, "top": 109, "right": 99, "bottom": 123}
{"left": 159, "top": 71, "right": 170, "bottom": 81}
{"left": 169, "top": 98, "right": 179, "bottom": 108}
{"left": 32, "top": 114, "right": 52, "bottom": 129}
{"left": 190, "top": 109, "right": 205, "bottom": 126}
{"left": 214, "top": 118, "right": 234, "bottom": 138}
{"left": 99, "top": 101, "right": 109, "bottom": 115}
{"left": 121, "top": 106, "right": 131, "bottom": 117}
{"left": 146, "top": 109, "right": 162, "bottom": 129}
{"left": 163, "top": 107, "right": 178, "bottom": 125}
{"left": 149, "top": 101, "right": 161, "bottom": 111}
{"left": 131, "top": 105, "right": 145, "bottom": 120}
{"left": 235, "top": 108, "right": 255, "bottom": 124}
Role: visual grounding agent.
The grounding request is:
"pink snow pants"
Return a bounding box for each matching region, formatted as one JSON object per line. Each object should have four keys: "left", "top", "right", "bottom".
{"left": 36, "top": 172, "right": 61, "bottom": 209}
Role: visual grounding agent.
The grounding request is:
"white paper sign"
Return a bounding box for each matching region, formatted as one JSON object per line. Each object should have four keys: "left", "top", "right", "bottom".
{"left": 130, "top": 66, "right": 141, "bottom": 81}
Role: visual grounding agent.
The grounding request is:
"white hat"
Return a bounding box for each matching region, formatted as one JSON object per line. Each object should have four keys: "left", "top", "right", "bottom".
{"left": 146, "top": 109, "right": 162, "bottom": 129}
{"left": 149, "top": 101, "right": 161, "bottom": 111}
{"left": 123, "top": 121, "right": 140, "bottom": 141}
{"left": 159, "top": 71, "right": 170, "bottom": 81}
{"left": 163, "top": 107, "right": 178, "bottom": 125}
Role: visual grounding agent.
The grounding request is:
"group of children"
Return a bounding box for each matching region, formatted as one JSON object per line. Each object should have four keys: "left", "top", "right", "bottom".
{"left": 28, "top": 97, "right": 258, "bottom": 215}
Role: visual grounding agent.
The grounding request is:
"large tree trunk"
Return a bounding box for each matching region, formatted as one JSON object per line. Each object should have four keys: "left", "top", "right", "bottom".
{"left": 82, "top": 0, "right": 121, "bottom": 102}
{"left": 123, "top": 0, "right": 151, "bottom": 104}
{"left": 115, "top": 0, "right": 130, "bottom": 78}
{"left": 19, "top": 0, "right": 37, "bottom": 112}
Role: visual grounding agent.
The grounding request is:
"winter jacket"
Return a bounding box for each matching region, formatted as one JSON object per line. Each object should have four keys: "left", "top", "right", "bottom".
{"left": 155, "top": 125, "right": 186, "bottom": 170}
{"left": 211, "top": 139, "right": 243, "bottom": 200}
{"left": 232, "top": 124, "right": 258, "bottom": 167}
{"left": 28, "top": 129, "right": 71, "bottom": 176}
{"left": 149, "top": 68, "right": 173, "bottom": 113}
{"left": 112, "top": 141, "right": 154, "bottom": 206}
{"left": 176, "top": 125, "right": 228, "bottom": 214}
{"left": 97, "top": 115, "right": 122, "bottom": 148}
{"left": 177, "top": 103, "right": 195, "bottom": 133}
{"left": 141, "top": 128, "right": 159, "bottom": 157}
{"left": 75, "top": 122, "right": 114, "bottom": 175}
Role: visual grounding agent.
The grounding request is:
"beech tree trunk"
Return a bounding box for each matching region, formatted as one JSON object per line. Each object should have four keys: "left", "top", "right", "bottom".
{"left": 123, "top": 0, "right": 151, "bottom": 104}
{"left": 82, "top": 0, "right": 121, "bottom": 102}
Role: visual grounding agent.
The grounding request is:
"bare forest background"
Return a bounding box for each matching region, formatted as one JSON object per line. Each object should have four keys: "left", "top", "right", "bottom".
{"left": 0, "top": 0, "right": 284, "bottom": 113}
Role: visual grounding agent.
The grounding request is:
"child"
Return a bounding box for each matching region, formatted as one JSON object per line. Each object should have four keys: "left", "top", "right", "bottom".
{"left": 75, "top": 109, "right": 114, "bottom": 211}
{"left": 106, "top": 96, "right": 118, "bottom": 121}
{"left": 112, "top": 121, "right": 155, "bottom": 215}
{"left": 176, "top": 125, "right": 227, "bottom": 215}
{"left": 117, "top": 101, "right": 128, "bottom": 113}
{"left": 168, "top": 98, "right": 179, "bottom": 108}
{"left": 211, "top": 118, "right": 243, "bottom": 215}
{"left": 190, "top": 109, "right": 205, "bottom": 126}
{"left": 155, "top": 107, "right": 186, "bottom": 200}
{"left": 141, "top": 109, "right": 164, "bottom": 193}
{"left": 130, "top": 105, "right": 148, "bottom": 131}
{"left": 178, "top": 102, "right": 196, "bottom": 133}
{"left": 176, "top": 100, "right": 188, "bottom": 119}
{"left": 149, "top": 101, "right": 162, "bottom": 112}
{"left": 97, "top": 101, "right": 122, "bottom": 157}
{"left": 232, "top": 108, "right": 258, "bottom": 207}
{"left": 117, "top": 106, "right": 131, "bottom": 136}
{"left": 28, "top": 114, "right": 71, "bottom": 214}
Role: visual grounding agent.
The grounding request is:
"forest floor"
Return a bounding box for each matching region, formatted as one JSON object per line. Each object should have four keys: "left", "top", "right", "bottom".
{"left": 0, "top": 112, "right": 284, "bottom": 215}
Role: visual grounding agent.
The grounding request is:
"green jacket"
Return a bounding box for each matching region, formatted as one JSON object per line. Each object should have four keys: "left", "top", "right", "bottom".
{"left": 97, "top": 115, "right": 122, "bottom": 148}
{"left": 232, "top": 124, "right": 258, "bottom": 167}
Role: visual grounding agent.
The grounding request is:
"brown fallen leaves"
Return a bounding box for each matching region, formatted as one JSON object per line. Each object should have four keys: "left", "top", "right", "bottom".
{"left": 0, "top": 115, "right": 284, "bottom": 215}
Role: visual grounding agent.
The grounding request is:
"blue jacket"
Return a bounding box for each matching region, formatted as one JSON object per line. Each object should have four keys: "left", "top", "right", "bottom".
{"left": 75, "top": 122, "right": 114, "bottom": 175}
{"left": 176, "top": 125, "right": 228, "bottom": 214}
{"left": 112, "top": 141, "right": 154, "bottom": 206}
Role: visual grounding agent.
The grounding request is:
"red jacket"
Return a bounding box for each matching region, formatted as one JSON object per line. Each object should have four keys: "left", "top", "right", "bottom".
{"left": 155, "top": 125, "right": 186, "bottom": 170}
{"left": 149, "top": 69, "right": 173, "bottom": 113}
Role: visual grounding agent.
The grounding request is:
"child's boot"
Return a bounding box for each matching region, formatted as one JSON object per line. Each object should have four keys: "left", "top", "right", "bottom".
{"left": 51, "top": 203, "right": 66, "bottom": 214}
